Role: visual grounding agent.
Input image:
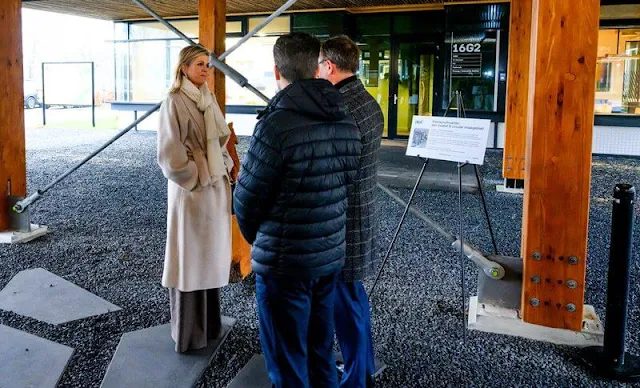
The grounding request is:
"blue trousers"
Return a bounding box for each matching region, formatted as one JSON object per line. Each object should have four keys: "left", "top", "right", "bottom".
{"left": 256, "top": 273, "right": 339, "bottom": 388}
{"left": 334, "top": 280, "right": 376, "bottom": 388}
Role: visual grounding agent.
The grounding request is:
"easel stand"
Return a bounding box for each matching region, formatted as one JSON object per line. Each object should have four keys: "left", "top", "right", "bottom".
{"left": 369, "top": 91, "right": 499, "bottom": 341}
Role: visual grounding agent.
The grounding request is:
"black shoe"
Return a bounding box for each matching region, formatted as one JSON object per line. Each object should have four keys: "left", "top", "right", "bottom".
{"left": 366, "top": 374, "right": 376, "bottom": 388}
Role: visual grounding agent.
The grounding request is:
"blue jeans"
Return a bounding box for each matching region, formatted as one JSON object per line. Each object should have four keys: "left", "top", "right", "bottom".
{"left": 334, "top": 280, "right": 376, "bottom": 388}
{"left": 256, "top": 272, "right": 340, "bottom": 388}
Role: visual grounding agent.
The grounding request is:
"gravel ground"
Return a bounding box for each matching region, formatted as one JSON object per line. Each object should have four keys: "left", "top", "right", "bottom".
{"left": 1, "top": 128, "right": 639, "bottom": 387}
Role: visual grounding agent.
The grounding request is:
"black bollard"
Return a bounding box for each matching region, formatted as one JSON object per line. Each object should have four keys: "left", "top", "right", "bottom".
{"left": 582, "top": 184, "right": 640, "bottom": 382}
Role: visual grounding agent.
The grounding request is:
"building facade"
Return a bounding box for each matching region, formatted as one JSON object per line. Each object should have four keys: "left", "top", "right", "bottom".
{"left": 113, "top": 3, "right": 640, "bottom": 155}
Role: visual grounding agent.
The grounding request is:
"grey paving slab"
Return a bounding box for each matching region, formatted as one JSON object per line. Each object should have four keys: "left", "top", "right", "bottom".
{"left": 0, "top": 268, "right": 121, "bottom": 325}
{"left": 377, "top": 143, "right": 478, "bottom": 193}
{"left": 0, "top": 325, "right": 74, "bottom": 388}
{"left": 226, "top": 354, "right": 270, "bottom": 388}
{"left": 101, "top": 316, "right": 236, "bottom": 388}
{"left": 226, "top": 352, "right": 387, "bottom": 387}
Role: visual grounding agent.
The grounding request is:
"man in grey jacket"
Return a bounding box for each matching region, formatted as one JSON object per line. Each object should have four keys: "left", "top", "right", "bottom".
{"left": 318, "top": 35, "right": 384, "bottom": 388}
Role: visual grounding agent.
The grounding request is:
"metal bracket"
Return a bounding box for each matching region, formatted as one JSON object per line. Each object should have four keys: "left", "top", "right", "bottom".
{"left": 452, "top": 240, "right": 506, "bottom": 280}
{"left": 8, "top": 196, "right": 31, "bottom": 232}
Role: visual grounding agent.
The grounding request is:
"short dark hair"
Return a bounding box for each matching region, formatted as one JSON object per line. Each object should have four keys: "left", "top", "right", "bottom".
{"left": 273, "top": 32, "right": 321, "bottom": 83}
{"left": 320, "top": 35, "right": 360, "bottom": 73}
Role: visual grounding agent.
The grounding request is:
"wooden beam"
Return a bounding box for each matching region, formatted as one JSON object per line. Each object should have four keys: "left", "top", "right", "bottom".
{"left": 521, "top": 0, "right": 599, "bottom": 331}
{"left": 199, "top": 0, "right": 226, "bottom": 113}
{"left": 503, "top": 0, "right": 532, "bottom": 181}
{"left": 0, "top": 0, "right": 26, "bottom": 232}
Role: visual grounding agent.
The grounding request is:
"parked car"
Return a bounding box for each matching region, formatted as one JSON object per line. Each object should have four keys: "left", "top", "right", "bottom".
{"left": 24, "top": 80, "right": 42, "bottom": 109}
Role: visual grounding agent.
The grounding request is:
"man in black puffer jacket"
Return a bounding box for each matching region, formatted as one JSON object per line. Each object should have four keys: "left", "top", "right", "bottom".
{"left": 233, "top": 32, "right": 362, "bottom": 387}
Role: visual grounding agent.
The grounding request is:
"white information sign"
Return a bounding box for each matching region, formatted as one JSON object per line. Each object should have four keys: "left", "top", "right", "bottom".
{"left": 406, "top": 116, "right": 491, "bottom": 165}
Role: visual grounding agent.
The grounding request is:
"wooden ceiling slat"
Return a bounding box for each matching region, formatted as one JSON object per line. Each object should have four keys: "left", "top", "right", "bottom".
{"left": 22, "top": 0, "right": 488, "bottom": 21}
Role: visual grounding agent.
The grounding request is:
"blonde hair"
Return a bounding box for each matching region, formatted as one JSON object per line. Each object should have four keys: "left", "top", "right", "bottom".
{"left": 170, "top": 45, "right": 210, "bottom": 94}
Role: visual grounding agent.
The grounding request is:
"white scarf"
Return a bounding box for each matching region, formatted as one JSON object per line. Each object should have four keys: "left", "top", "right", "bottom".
{"left": 180, "top": 77, "right": 230, "bottom": 184}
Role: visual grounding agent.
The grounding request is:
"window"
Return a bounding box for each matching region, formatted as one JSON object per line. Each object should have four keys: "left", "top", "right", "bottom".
{"left": 227, "top": 21, "right": 243, "bottom": 34}
{"left": 115, "top": 17, "right": 280, "bottom": 104}
{"left": 595, "top": 28, "right": 640, "bottom": 115}
{"left": 127, "top": 20, "right": 243, "bottom": 40}
{"left": 444, "top": 31, "right": 499, "bottom": 112}
{"left": 357, "top": 39, "right": 391, "bottom": 137}
{"left": 247, "top": 16, "right": 290, "bottom": 36}
{"left": 225, "top": 36, "right": 279, "bottom": 106}
{"left": 128, "top": 40, "right": 191, "bottom": 101}
{"left": 596, "top": 62, "right": 613, "bottom": 92}
{"left": 292, "top": 13, "right": 344, "bottom": 37}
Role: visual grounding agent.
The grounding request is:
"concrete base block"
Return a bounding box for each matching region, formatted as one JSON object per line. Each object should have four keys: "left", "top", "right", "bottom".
{"left": 495, "top": 185, "right": 524, "bottom": 194}
{"left": 468, "top": 296, "right": 604, "bottom": 347}
{"left": 0, "top": 224, "right": 49, "bottom": 244}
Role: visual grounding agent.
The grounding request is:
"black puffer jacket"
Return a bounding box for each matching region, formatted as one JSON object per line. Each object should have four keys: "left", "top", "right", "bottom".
{"left": 234, "top": 79, "right": 362, "bottom": 279}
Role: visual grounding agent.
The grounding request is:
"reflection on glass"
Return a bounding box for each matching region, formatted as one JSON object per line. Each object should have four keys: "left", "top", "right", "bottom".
{"left": 128, "top": 40, "right": 191, "bottom": 101}
{"left": 396, "top": 43, "right": 435, "bottom": 136}
{"left": 115, "top": 41, "right": 129, "bottom": 101}
{"left": 358, "top": 39, "right": 390, "bottom": 137}
{"left": 225, "top": 36, "right": 279, "bottom": 105}
{"left": 116, "top": 33, "right": 280, "bottom": 105}
{"left": 623, "top": 41, "right": 640, "bottom": 114}
{"left": 595, "top": 28, "right": 640, "bottom": 115}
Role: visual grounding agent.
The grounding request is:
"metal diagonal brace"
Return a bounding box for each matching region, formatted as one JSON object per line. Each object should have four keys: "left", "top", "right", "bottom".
{"left": 12, "top": 104, "right": 162, "bottom": 213}
{"left": 131, "top": 0, "right": 276, "bottom": 103}
{"left": 13, "top": 0, "right": 289, "bottom": 214}
{"left": 375, "top": 182, "right": 505, "bottom": 280}
{"left": 220, "top": 0, "right": 298, "bottom": 60}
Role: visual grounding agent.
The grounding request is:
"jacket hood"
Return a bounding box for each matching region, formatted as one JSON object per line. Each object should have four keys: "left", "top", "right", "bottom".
{"left": 258, "top": 79, "right": 348, "bottom": 121}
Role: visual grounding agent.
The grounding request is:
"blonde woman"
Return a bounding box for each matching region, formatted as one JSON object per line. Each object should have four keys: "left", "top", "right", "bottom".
{"left": 157, "top": 45, "right": 233, "bottom": 353}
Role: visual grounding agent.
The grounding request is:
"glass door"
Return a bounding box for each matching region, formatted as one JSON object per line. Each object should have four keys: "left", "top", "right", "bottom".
{"left": 389, "top": 40, "right": 440, "bottom": 138}
{"left": 357, "top": 38, "right": 391, "bottom": 137}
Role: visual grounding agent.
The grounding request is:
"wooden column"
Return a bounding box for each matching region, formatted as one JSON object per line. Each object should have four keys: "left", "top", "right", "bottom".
{"left": 502, "top": 0, "right": 532, "bottom": 182}
{"left": 0, "top": 0, "right": 26, "bottom": 232}
{"left": 199, "top": 0, "right": 226, "bottom": 113}
{"left": 521, "top": 0, "right": 599, "bottom": 331}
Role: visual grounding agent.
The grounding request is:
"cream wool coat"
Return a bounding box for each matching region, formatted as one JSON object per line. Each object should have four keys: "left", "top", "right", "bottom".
{"left": 157, "top": 90, "right": 233, "bottom": 292}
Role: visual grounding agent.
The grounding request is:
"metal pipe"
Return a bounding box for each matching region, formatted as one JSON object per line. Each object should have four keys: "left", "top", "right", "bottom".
{"left": 42, "top": 62, "right": 46, "bottom": 126}
{"left": 208, "top": 55, "right": 270, "bottom": 103}
{"left": 376, "top": 182, "right": 455, "bottom": 244}
{"left": 458, "top": 160, "right": 466, "bottom": 341}
{"left": 450, "top": 240, "right": 505, "bottom": 279}
{"left": 376, "top": 181, "right": 505, "bottom": 280}
{"left": 130, "top": 0, "right": 196, "bottom": 46}
{"left": 582, "top": 183, "right": 640, "bottom": 382}
{"left": 369, "top": 160, "right": 430, "bottom": 299}
{"left": 91, "top": 62, "right": 96, "bottom": 128}
{"left": 208, "top": 55, "right": 248, "bottom": 87}
{"left": 474, "top": 164, "right": 499, "bottom": 254}
{"left": 219, "top": 0, "right": 298, "bottom": 60}
{"left": 16, "top": 0, "right": 275, "bottom": 214}
{"left": 131, "top": 0, "right": 271, "bottom": 104}
{"left": 244, "top": 83, "right": 270, "bottom": 104}
{"left": 603, "top": 184, "right": 636, "bottom": 366}
{"left": 13, "top": 103, "right": 162, "bottom": 213}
